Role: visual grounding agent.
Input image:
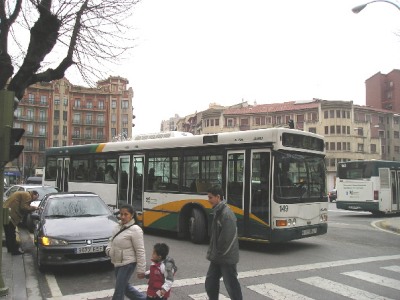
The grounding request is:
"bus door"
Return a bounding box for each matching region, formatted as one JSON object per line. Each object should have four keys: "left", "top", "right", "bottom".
{"left": 56, "top": 158, "right": 70, "bottom": 192}
{"left": 226, "top": 151, "right": 246, "bottom": 236}
{"left": 132, "top": 155, "right": 145, "bottom": 214}
{"left": 118, "top": 156, "right": 130, "bottom": 207}
{"left": 394, "top": 170, "right": 400, "bottom": 212}
{"left": 378, "top": 168, "right": 392, "bottom": 212}
{"left": 249, "top": 150, "right": 271, "bottom": 239}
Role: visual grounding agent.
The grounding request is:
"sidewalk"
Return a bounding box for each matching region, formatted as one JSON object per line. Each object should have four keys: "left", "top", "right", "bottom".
{"left": 0, "top": 217, "right": 399, "bottom": 300}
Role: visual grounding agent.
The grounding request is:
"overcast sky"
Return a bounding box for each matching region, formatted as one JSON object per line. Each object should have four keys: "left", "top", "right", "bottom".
{"left": 71, "top": 0, "right": 400, "bottom": 134}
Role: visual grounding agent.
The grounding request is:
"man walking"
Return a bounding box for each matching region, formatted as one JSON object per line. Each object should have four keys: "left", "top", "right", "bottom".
{"left": 3, "top": 190, "right": 39, "bottom": 255}
{"left": 205, "top": 185, "right": 242, "bottom": 300}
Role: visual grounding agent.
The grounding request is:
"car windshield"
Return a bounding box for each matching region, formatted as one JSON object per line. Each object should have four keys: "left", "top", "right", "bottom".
{"left": 44, "top": 196, "right": 110, "bottom": 218}
{"left": 27, "top": 187, "right": 59, "bottom": 201}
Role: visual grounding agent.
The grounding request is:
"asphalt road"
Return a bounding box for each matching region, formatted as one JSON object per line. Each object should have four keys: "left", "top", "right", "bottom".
{"left": 22, "top": 202, "right": 400, "bottom": 299}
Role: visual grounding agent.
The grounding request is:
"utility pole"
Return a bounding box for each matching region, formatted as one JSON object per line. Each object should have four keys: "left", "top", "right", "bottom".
{"left": 0, "top": 90, "right": 25, "bottom": 296}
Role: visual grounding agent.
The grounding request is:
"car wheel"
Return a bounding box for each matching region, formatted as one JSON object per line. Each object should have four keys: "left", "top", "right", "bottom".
{"left": 189, "top": 208, "right": 207, "bottom": 244}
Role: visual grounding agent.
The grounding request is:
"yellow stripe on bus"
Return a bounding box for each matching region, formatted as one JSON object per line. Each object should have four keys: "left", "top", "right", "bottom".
{"left": 96, "top": 144, "right": 106, "bottom": 152}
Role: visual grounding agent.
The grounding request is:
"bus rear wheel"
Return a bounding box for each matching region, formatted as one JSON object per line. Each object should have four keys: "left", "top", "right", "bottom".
{"left": 189, "top": 208, "right": 206, "bottom": 244}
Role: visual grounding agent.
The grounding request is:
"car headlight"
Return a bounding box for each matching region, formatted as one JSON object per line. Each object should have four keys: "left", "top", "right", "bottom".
{"left": 40, "top": 236, "right": 68, "bottom": 246}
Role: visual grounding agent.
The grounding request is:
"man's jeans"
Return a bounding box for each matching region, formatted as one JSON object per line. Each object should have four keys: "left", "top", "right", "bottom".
{"left": 205, "top": 261, "right": 243, "bottom": 300}
{"left": 112, "top": 262, "right": 146, "bottom": 300}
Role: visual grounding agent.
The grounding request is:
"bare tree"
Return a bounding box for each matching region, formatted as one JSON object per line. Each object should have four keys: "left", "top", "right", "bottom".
{"left": 0, "top": 0, "right": 140, "bottom": 102}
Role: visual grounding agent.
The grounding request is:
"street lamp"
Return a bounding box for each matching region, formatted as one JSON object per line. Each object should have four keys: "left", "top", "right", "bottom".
{"left": 352, "top": 0, "right": 400, "bottom": 13}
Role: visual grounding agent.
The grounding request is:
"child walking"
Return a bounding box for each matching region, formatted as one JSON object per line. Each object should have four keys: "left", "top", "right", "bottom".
{"left": 145, "top": 243, "right": 177, "bottom": 299}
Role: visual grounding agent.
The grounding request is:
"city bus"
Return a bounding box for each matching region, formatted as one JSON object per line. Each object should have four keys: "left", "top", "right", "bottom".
{"left": 336, "top": 160, "right": 400, "bottom": 215}
{"left": 43, "top": 128, "right": 328, "bottom": 244}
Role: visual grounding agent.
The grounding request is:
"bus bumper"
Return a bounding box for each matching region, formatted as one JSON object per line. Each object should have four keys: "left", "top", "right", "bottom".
{"left": 336, "top": 201, "right": 379, "bottom": 212}
{"left": 270, "top": 223, "right": 327, "bottom": 243}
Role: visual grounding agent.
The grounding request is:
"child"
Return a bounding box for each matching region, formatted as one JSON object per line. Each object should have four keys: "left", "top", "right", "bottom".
{"left": 145, "top": 243, "right": 177, "bottom": 299}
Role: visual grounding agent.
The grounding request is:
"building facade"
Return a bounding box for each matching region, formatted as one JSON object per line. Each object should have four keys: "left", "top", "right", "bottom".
{"left": 10, "top": 76, "right": 133, "bottom": 178}
{"left": 366, "top": 69, "right": 400, "bottom": 112}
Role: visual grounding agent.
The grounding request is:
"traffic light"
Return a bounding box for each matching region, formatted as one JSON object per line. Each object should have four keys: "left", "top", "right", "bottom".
{"left": 0, "top": 91, "right": 25, "bottom": 163}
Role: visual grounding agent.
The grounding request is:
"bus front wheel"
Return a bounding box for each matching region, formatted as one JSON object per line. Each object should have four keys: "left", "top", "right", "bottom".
{"left": 189, "top": 208, "right": 206, "bottom": 244}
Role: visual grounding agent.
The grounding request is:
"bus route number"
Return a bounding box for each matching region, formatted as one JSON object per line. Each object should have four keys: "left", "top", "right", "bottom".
{"left": 280, "top": 205, "right": 289, "bottom": 212}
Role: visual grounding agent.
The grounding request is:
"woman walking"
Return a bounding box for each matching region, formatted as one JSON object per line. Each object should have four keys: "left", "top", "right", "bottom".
{"left": 106, "top": 204, "right": 146, "bottom": 300}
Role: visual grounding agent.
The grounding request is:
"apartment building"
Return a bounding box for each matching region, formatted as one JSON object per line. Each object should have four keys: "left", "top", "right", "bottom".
{"left": 171, "top": 98, "right": 400, "bottom": 190}
{"left": 11, "top": 76, "right": 133, "bottom": 178}
{"left": 366, "top": 69, "right": 400, "bottom": 112}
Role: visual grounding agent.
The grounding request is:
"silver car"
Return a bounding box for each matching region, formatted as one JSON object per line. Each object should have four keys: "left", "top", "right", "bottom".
{"left": 32, "top": 192, "right": 119, "bottom": 272}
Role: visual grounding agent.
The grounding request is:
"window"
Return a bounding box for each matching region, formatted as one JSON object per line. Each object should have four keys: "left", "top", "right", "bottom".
{"left": 63, "top": 98, "right": 68, "bottom": 106}
{"left": 27, "top": 109, "right": 34, "bottom": 120}
{"left": 343, "top": 142, "right": 347, "bottom": 151}
{"left": 39, "top": 139, "right": 46, "bottom": 151}
{"left": 54, "top": 98, "right": 60, "bottom": 105}
{"left": 378, "top": 130, "right": 385, "bottom": 138}
{"left": 97, "top": 114, "right": 104, "bottom": 125}
{"left": 97, "top": 128, "right": 104, "bottom": 139}
{"left": 395, "top": 146, "right": 399, "bottom": 153}
{"left": 112, "top": 100, "right": 117, "bottom": 108}
{"left": 309, "top": 127, "right": 316, "bottom": 133}
{"left": 86, "top": 101, "right": 93, "bottom": 109}
{"left": 324, "top": 111, "right": 328, "bottom": 119}
{"left": 39, "top": 110, "right": 46, "bottom": 121}
{"left": 226, "top": 118, "right": 234, "bottom": 127}
{"left": 27, "top": 124, "right": 33, "bottom": 135}
{"left": 122, "top": 100, "right": 129, "bottom": 109}
{"left": 98, "top": 100, "right": 104, "bottom": 109}
{"left": 394, "top": 131, "right": 399, "bottom": 139}
{"left": 371, "top": 144, "right": 377, "bottom": 153}
{"left": 86, "top": 113, "right": 92, "bottom": 125}
{"left": 28, "top": 94, "right": 34, "bottom": 103}
{"left": 111, "top": 114, "right": 116, "bottom": 123}
{"left": 85, "top": 128, "right": 91, "bottom": 138}
{"left": 329, "top": 110, "right": 334, "bottom": 118}
{"left": 324, "top": 126, "right": 328, "bottom": 135}
{"left": 53, "top": 140, "right": 59, "bottom": 147}
{"left": 54, "top": 110, "right": 60, "bottom": 120}
{"left": 342, "top": 126, "right": 346, "bottom": 135}
{"left": 63, "top": 111, "right": 68, "bottom": 121}
{"left": 330, "top": 126, "right": 335, "bottom": 134}
{"left": 337, "top": 142, "right": 341, "bottom": 151}
{"left": 240, "top": 118, "right": 249, "bottom": 125}
{"left": 73, "top": 127, "right": 80, "bottom": 138}
{"left": 357, "top": 144, "right": 364, "bottom": 152}
{"left": 215, "top": 119, "right": 220, "bottom": 126}
{"left": 147, "top": 155, "right": 180, "bottom": 191}
{"left": 330, "top": 142, "right": 335, "bottom": 150}
{"left": 296, "top": 114, "right": 304, "bottom": 122}
{"left": 53, "top": 126, "right": 59, "bottom": 135}
{"left": 336, "top": 126, "right": 341, "bottom": 134}
{"left": 74, "top": 99, "right": 81, "bottom": 108}
{"left": 40, "top": 95, "right": 47, "bottom": 104}
{"left": 73, "top": 113, "right": 81, "bottom": 124}
{"left": 111, "top": 128, "right": 116, "bottom": 137}
{"left": 122, "top": 114, "right": 128, "bottom": 125}
{"left": 276, "top": 116, "right": 282, "bottom": 124}
{"left": 325, "top": 142, "right": 329, "bottom": 150}
{"left": 347, "top": 142, "right": 350, "bottom": 151}
{"left": 336, "top": 110, "right": 341, "bottom": 118}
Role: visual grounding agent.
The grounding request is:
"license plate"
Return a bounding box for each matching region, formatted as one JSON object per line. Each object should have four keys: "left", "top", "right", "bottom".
{"left": 302, "top": 228, "right": 317, "bottom": 236}
{"left": 75, "top": 246, "right": 104, "bottom": 254}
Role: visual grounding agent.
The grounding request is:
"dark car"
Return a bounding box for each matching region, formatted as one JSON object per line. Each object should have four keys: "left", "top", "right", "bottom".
{"left": 328, "top": 189, "right": 337, "bottom": 202}
{"left": 3, "top": 184, "right": 60, "bottom": 231}
{"left": 32, "top": 192, "right": 119, "bottom": 272}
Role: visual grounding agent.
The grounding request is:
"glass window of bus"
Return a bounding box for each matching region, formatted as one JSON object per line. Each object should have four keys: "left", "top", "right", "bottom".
{"left": 45, "top": 158, "right": 58, "bottom": 180}
{"left": 71, "top": 159, "right": 90, "bottom": 181}
{"left": 183, "top": 154, "right": 222, "bottom": 193}
{"left": 104, "top": 159, "right": 117, "bottom": 183}
{"left": 147, "top": 156, "right": 179, "bottom": 191}
{"left": 337, "top": 162, "right": 373, "bottom": 179}
{"left": 274, "top": 152, "right": 326, "bottom": 204}
{"left": 90, "top": 158, "right": 107, "bottom": 182}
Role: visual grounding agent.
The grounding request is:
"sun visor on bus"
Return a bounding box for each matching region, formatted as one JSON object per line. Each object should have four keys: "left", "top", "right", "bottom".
{"left": 203, "top": 135, "right": 218, "bottom": 144}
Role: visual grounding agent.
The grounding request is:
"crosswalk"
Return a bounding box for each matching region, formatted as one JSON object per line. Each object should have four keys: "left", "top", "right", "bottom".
{"left": 188, "top": 265, "right": 400, "bottom": 300}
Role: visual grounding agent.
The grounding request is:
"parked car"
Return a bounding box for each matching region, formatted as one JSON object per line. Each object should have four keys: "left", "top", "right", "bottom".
{"left": 32, "top": 192, "right": 119, "bottom": 272}
{"left": 26, "top": 176, "right": 43, "bottom": 184}
{"left": 328, "top": 189, "right": 337, "bottom": 202}
{"left": 3, "top": 184, "right": 60, "bottom": 231}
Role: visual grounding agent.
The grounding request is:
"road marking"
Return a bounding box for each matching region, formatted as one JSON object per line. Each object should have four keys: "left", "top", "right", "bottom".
{"left": 299, "top": 276, "right": 394, "bottom": 300}
{"left": 382, "top": 265, "right": 400, "bottom": 273}
{"left": 343, "top": 270, "right": 400, "bottom": 290}
{"left": 46, "top": 274, "right": 62, "bottom": 297}
{"left": 189, "top": 292, "right": 230, "bottom": 299}
{"left": 46, "top": 254, "right": 400, "bottom": 299}
{"left": 328, "top": 209, "right": 370, "bottom": 214}
{"left": 247, "top": 283, "right": 314, "bottom": 300}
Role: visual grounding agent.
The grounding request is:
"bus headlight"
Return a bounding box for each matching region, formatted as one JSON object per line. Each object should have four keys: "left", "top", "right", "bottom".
{"left": 320, "top": 214, "right": 328, "bottom": 222}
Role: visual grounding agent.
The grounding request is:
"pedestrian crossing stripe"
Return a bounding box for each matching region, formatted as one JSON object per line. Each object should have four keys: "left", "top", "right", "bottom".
{"left": 189, "top": 292, "right": 230, "bottom": 299}
{"left": 247, "top": 283, "right": 314, "bottom": 300}
{"left": 343, "top": 270, "right": 400, "bottom": 290}
{"left": 382, "top": 265, "right": 400, "bottom": 273}
{"left": 299, "top": 276, "right": 394, "bottom": 300}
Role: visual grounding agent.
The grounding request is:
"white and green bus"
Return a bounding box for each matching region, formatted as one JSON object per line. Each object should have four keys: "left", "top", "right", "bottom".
{"left": 43, "top": 128, "right": 328, "bottom": 244}
{"left": 336, "top": 160, "right": 400, "bottom": 215}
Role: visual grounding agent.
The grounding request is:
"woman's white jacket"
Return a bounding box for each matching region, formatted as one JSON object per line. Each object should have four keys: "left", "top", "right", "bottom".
{"left": 105, "top": 219, "right": 146, "bottom": 273}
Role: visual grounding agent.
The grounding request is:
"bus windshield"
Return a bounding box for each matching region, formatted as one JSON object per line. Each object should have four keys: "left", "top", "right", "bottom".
{"left": 274, "top": 152, "right": 326, "bottom": 204}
